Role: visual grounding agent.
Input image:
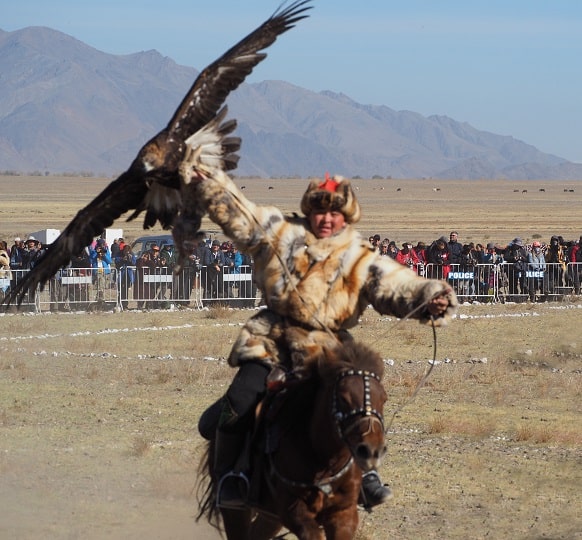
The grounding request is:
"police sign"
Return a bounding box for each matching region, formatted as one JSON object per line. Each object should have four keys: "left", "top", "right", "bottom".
{"left": 448, "top": 272, "right": 474, "bottom": 280}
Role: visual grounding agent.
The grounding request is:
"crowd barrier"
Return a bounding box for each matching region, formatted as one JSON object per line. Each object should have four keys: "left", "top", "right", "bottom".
{"left": 424, "top": 261, "right": 581, "bottom": 303}
{"left": 3, "top": 262, "right": 580, "bottom": 313}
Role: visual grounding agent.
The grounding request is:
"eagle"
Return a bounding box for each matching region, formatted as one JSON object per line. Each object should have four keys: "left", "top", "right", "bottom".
{"left": 3, "top": 0, "right": 312, "bottom": 307}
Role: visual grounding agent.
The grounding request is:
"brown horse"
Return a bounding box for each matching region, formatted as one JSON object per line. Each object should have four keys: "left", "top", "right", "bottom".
{"left": 197, "top": 340, "right": 387, "bottom": 540}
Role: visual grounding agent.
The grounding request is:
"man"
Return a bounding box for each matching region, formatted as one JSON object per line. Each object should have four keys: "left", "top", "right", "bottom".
{"left": 202, "top": 239, "right": 232, "bottom": 299}
{"left": 544, "top": 235, "right": 567, "bottom": 294}
{"left": 504, "top": 237, "right": 528, "bottom": 300}
{"left": 426, "top": 236, "right": 451, "bottom": 280}
{"left": 160, "top": 243, "right": 178, "bottom": 306}
{"left": 448, "top": 231, "right": 463, "bottom": 266}
{"left": 187, "top": 167, "right": 457, "bottom": 510}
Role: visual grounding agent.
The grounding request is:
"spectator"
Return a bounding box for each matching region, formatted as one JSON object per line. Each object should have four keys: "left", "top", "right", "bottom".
{"left": 568, "top": 237, "right": 581, "bottom": 295}
{"left": 196, "top": 239, "right": 212, "bottom": 299}
{"left": 387, "top": 241, "right": 399, "bottom": 260}
{"left": 134, "top": 244, "right": 166, "bottom": 309}
{"left": 527, "top": 240, "right": 547, "bottom": 302}
{"left": 16, "top": 237, "right": 44, "bottom": 308}
{"left": 175, "top": 245, "right": 201, "bottom": 306}
{"left": 21, "top": 236, "right": 43, "bottom": 270}
{"left": 504, "top": 237, "right": 528, "bottom": 300}
{"left": 115, "top": 244, "right": 136, "bottom": 310}
{"left": 160, "top": 243, "right": 178, "bottom": 307}
{"left": 480, "top": 242, "right": 504, "bottom": 296}
{"left": 415, "top": 241, "right": 428, "bottom": 277}
{"left": 426, "top": 236, "right": 451, "bottom": 280}
{"left": 368, "top": 234, "right": 381, "bottom": 252}
{"left": 458, "top": 243, "right": 479, "bottom": 297}
{"left": 0, "top": 248, "right": 12, "bottom": 301}
{"left": 203, "top": 239, "right": 231, "bottom": 299}
{"left": 62, "top": 249, "right": 92, "bottom": 309}
{"left": 226, "top": 244, "right": 245, "bottom": 301}
{"left": 110, "top": 238, "right": 121, "bottom": 260}
{"left": 396, "top": 242, "right": 420, "bottom": 273}
{"left": 448, "top": 231, "right": 463, "bottom": 266}
{"left": 10, "top": 237, "right": 24, "bottom": 262}
{"left": 89, "top": 242, "right": 112, "bottom": 298}
{"left": 544, "top": 235, "right": 567, "bottom": 293}
{"left": 230, "top": 245, "right": 244, "bottom": 273}
{"left": 378, "top": 242, "right": 390, "bottom": 257}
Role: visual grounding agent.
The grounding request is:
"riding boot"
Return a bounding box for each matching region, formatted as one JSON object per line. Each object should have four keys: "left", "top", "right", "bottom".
{"left": 359, "top": 470, "right": 393, "bottom": 510}
{"left": 214, "top": 427, "right": 249, "bottom": 510}
{"left": 211, "top": 361, "right": 271, "bottom": 509}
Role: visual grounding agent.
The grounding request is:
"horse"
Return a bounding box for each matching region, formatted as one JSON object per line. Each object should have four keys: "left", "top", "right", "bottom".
{"left": 196, "top": 339, "right": 388, "bottom": 540}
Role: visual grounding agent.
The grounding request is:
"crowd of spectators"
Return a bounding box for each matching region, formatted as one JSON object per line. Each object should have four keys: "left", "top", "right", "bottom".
{"left": 368, "top": 231, "right": 582, "bottom": 300}
{"left": 1, "top": 230, "right": 580, "bottom": 309}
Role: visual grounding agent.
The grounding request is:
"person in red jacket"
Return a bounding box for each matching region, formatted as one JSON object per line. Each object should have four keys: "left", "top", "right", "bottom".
{"left": 396, "top": 242, "right": 421, "bottom": 274}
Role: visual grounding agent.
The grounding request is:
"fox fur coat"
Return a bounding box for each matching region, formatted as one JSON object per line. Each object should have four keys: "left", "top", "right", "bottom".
{"left": 193, "top": 173, "right": 458, "bottom": 368}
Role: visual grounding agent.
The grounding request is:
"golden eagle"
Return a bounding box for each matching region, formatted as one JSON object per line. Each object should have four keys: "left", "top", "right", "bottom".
{"left": 3, "top": 0, "right": 311, "bottom": 306}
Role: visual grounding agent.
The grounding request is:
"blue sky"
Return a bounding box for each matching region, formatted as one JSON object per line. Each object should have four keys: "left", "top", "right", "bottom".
{"left": 3, "top": 0, "right": 582, "bottom": 162}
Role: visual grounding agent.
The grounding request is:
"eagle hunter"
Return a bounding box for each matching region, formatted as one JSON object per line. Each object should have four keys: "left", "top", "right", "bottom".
{"left": 3, "top": 0, "right": 312, "bottom": 307}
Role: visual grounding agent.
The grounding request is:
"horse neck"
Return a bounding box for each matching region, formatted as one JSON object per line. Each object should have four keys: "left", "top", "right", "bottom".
{"left": 309, "top": 381, "right": 350, "bottom": 464}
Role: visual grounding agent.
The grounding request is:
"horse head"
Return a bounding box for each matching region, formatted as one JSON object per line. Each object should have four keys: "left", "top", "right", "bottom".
{"left": 318, "top": 341, "right": 387, "bottom": 473}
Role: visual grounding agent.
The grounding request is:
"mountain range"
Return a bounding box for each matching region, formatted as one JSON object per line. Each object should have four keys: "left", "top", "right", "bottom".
{"left": 1, "top": 25, "right": 581, "bottom": 180}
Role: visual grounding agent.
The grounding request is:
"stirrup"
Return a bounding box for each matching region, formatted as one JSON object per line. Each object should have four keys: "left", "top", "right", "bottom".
{"left": 216, "top": 471, "right": 250, "bottom": 510}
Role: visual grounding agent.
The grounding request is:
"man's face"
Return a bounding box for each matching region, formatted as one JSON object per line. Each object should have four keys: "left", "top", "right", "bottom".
{"left": 309, "top": 210, "right": 346, "bottom": 238}
{"left": 449, "top": 233, "right": 458, "bottom": 243}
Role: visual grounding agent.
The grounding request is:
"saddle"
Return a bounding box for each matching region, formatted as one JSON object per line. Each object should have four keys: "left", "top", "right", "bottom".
{"left": 239, "top": 367, "right": 318, "bottom": 507}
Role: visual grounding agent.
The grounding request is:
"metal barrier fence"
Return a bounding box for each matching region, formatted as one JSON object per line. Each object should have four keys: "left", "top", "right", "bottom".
{"left": 425, "top": 262, "right": 581, "bottom": 303}
{"left": 4, "top": 262, "right": 581, "bottom": 313}
{"left": 5, "top": 265, "right": 260, "bottom": 312}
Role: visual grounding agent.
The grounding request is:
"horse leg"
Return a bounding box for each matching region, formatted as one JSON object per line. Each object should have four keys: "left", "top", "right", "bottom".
{"left": 283, "top": 505, "right": 326, "bottom": 540}
{"left": 221, "top": 508, "right": 254, "bottom": 540}
{"left": 322, "top": 506, "right": 359, "bottom": 540}
{"left": 248, "top": 513, "right": 283, "bottom": 540}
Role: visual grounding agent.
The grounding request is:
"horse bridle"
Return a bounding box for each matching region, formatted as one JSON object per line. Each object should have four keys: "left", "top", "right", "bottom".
{"left": 332, "top": 368, "right": 385, "bottom": 441}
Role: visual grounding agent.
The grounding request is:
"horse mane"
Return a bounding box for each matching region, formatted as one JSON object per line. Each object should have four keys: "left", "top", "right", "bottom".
{"left": 316, "top": 340, "right": 385, "bottom": 381}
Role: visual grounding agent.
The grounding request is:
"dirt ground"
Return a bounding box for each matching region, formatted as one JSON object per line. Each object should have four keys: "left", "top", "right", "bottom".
{"left": 1, "top": 303, "right": 581, "bottom": 540}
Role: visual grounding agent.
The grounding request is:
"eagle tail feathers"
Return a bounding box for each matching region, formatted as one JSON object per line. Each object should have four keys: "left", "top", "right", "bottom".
{"left": 183, "top": 107, "right": 240, "bottom": 176}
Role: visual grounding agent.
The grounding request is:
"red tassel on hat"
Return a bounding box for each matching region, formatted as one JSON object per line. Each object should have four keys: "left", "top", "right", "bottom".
{"left": 318, "top": 172, "right": 340, "bottom": 192}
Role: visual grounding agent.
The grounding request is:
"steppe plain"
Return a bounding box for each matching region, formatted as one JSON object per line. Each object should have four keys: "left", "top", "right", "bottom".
{"left": 1, "top": 175, "right": 581, "bottom": 540}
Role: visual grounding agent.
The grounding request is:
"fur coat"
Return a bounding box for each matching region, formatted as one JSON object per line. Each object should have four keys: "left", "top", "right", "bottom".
{"left": 195, "top": 173, "right": 458, "bottom": 367}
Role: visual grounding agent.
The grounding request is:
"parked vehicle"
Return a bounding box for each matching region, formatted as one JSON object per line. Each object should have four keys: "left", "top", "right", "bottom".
{"left": 130, "top": 235, "right": 173, "bottom": 257}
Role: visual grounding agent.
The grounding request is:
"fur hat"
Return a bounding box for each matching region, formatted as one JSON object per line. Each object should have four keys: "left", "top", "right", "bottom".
{"left": 300, "top": 173, "right": 360, "bottom": 224}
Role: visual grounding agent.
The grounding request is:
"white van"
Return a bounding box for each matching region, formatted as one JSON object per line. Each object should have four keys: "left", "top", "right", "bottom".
{"left": 130, "top": 234, "right": 174, "bottom": 258}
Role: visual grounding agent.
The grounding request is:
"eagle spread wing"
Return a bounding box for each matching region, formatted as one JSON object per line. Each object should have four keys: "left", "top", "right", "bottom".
{"left": 3, "top": 0, "right": 312, "bottom": 307}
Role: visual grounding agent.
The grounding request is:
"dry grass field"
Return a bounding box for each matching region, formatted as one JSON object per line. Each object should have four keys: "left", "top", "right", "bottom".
{"left": 1, "top": 175, "right": 581, "bottom": 539}
{"left": 1, "top": 175, "right": 581, "bottom": 246}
